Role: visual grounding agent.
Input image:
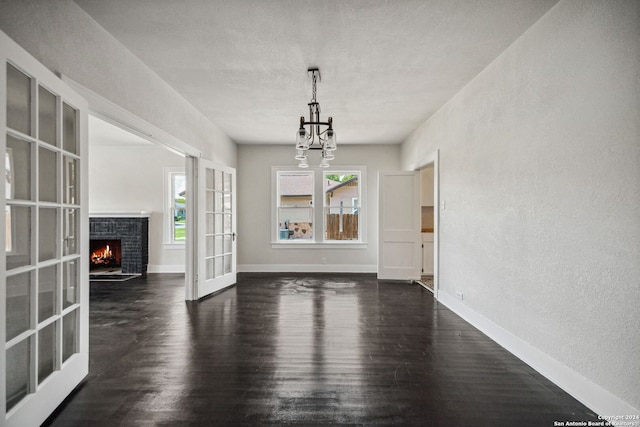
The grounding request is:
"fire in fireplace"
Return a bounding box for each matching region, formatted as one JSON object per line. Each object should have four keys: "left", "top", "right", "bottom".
{"left": 90, "top": 240, "right": 122, "bottom": 271}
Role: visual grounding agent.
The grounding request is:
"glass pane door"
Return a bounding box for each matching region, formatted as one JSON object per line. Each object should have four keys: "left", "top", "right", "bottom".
{"left": 2, "top": 32, "right": 88, "bottom": 427}
{"left": 198, "top": 159, "right": 236, "bottom": 299}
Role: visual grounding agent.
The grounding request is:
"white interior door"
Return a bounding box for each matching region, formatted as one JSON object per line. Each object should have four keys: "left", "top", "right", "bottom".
{"left": 1, "top": 31, "right": 89, "bottom": 426}
{"left": 197, "top": 159, "right": 236, "bottom": 299}
{"left": 378, "top": 171, "right": 421, "bottom": 280}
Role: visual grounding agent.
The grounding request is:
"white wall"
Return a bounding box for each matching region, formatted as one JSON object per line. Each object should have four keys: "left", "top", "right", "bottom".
{"left": 0, "top": 0, "right": 236, "bottom": 167}
{"left": 401, "top": 0, "right": 639, "bottom": 415}
{"left": 238, "top": 144, "right": 401, "bottom": 272}
{"left": 89, "top": 145, "right": 185, "bottom": 272}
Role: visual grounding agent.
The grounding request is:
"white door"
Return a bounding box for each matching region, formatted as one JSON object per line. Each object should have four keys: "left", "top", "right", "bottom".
{"left": 197, "top": 159, "right": 236, "bottom": 299}
{"left": 378, "top": 172, "right": 421, "bottom": 280}
{"left": 1, "top": 32, "right": 89, "bottom": 426}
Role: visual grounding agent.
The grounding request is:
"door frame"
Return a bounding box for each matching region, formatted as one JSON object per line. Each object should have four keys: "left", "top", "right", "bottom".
{"left": 414, "top": 150, "right": 439, "bottom": 299}
{"left": 60, "top": 76, "right": 203, "bottom": 298}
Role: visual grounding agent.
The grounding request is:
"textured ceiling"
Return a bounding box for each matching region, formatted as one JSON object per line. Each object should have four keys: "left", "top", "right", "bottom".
{"left": 75, "top": 0, "right": 558, "bottom": 145}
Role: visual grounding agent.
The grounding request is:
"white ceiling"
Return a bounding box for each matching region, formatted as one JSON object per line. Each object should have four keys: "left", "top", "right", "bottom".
{"left": 75, "top": 0, "right": 559, "bottom": 146}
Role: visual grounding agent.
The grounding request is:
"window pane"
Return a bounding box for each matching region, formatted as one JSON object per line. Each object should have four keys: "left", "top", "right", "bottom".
{"left": 206, "top": 213, "right": 214, "bottom": 234}
{"left": 215, "top": 214, "right": 223, "bottom": 234}
{"left": 38, "top": 85, "right": 57, "bottom": 146}
{"left": 7, "top": 63, "right": 31, "bottom": 135}
{"left": 63, "top": 156, "right": 78, "bottom": 204}
{"left": 206, "top": 169, "right": 214, "bottom": 190}
{"left": 63, "top": 208, "right": 79, "bottom": 256}
{"left": 223, "top": 214, "right": 232, "bottom": 234}
{"left": 324, "top": 173, "right": 360, "bottom": 241}
{"left": 62, "top": 309, "right": 78, "bottom": 362}
{"left": 206, "top": 236, "right": 214, "bottom": 257}
{"left": 6, "top": 206, "right": 32, "bottom": 270}
{"left": 38, "top": 264, "right": 57, "bottom": 322}
{"left": 214, "top": 170, "right": 223, "bottom": 191}
{"left": 39, "top": 208, "right": 58, "bottom": 262}
{"left": 224, "top": 255, "right": 232, "bottom": 274}
{"left": 39, "top": 146, "right": 58, "bottom": 202}
{"left": 278, "top": 172, "right": 312, "bottom": 206}
{"left": 325, "top": 207, "right": 359, "bottom": 241}
{"left": 38, "top": 322, "right": 56, "bottom": 384}
{"left": 6, "top": 135, "right": 32, "bottom": 201}
{"left": 215, "top": 256, "right": 223, "bottom": 278}
{"left": 171, "top": 173, "right": 185, "bottom": 242}
{"left": 223, "top": 172, "right": 231, "bottom": 193}
{"left": 63, "top": 103, "right": 78, "bottom": 154}
{"left": 6, "top": 337, "right": 31, "bottom": 411}
{"left": 215, "top": 236, "right": 223, "bottom": 256}
{"left": 224, "top": 235, "right": 232, "bottom": 254}
{"left": 6, "top": 271, "right": 31, "bottom": 341}
{"left": 63, "top": 260, "right": 79, "bottom": 309}
{"left": 206, "top": 258, "right": 214, "bottom": 280}
{"left": 214, "top": 191, "right": 222, "bottom": 212}
{"left": 206, "top": 190, "right": 214, "bottom": 212}
{"left": 278, "top": 207, "right": 312, "bottom": 240}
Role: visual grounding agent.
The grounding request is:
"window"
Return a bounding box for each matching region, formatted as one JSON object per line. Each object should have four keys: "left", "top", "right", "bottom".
{"left": 165, "top": 169, "right": 186, "bottom": 244}
{"left": 273, "top": 167, "right": 365, "bottom": 245}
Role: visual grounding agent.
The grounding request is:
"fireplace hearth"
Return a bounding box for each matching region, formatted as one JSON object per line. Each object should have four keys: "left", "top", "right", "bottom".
{"left": 89, "top": 214, "right": 149, "bottom": 275}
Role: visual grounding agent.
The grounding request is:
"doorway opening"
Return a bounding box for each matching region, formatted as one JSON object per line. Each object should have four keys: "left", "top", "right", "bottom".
{"left": 87, "top": 114, "right": 188, "bottom": 282}
{"left": 414, "top": 151, "right": 439, "bottom": 298}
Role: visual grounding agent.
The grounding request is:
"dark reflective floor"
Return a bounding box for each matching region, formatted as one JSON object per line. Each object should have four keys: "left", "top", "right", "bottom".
{"left": 45, "top": 273, "right": 598, "bottom": 426}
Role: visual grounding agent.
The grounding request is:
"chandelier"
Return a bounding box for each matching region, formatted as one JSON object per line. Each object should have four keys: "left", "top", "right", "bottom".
{"left": 295, "top": 67, "right": 336, "bottom": 168}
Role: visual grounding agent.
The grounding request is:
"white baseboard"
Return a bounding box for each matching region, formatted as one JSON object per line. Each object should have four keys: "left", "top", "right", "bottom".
{"left": 437, "top": 291, "right": 639, "bottom": 418}
{"left": 147, "top": 264, "right": 185, "bottom": 273}
{"left": 238, "top": 264, "right": 377, "bottom": 273}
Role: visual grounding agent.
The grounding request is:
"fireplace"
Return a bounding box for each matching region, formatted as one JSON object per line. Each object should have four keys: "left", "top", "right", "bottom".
{"left": 89, "top": 214, "right": 149, "bottom": 275}
{"left": 90, "top": 240, "right": 122, "bottom": 271}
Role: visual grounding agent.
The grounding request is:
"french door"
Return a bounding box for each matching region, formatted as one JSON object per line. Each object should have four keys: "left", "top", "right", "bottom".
{"left": 1, "top": 31, "right": 89, "bottom": 426}
{"left": 378, "top": 171, "right": 421, "bottom": 280}
{"left": 196, "top": 159, "right": 236, "bottom": 299}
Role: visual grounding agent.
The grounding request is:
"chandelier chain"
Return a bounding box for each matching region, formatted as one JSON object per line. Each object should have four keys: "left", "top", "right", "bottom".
{"left": 311, "top": 71, "right": 318, "bottom": 103}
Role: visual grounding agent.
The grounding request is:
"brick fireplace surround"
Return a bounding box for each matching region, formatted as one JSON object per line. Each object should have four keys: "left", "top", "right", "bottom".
{"left": 89, "top": 213, "right": 150, "bottom": 275}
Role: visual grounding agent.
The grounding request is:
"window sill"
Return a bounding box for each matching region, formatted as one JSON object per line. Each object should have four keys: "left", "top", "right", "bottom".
{"left": 163, "top": 242, "right": 185, "bottom": 250}
{"left": 271, "top": 241, "right": 367, "bottom": 249}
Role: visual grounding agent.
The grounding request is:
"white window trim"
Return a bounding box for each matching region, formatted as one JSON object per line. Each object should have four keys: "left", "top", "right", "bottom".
{"left": 163, "top": 167, "right": 186, "bottom": 248}
{"left": 271, "top": 165, "right": 367, "bottom": 248}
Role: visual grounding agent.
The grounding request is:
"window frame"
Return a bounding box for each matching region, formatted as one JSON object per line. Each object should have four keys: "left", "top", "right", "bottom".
{"left": 271, "top": 166, "right": 367, "bottom": 249}
{"left": 163, "top": 167, "right": 186, "bottom": 247}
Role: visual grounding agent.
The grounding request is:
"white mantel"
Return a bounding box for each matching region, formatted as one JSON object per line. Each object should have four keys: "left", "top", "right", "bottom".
{"left": 89, "top": 211, "right": 152, "bottom": 218}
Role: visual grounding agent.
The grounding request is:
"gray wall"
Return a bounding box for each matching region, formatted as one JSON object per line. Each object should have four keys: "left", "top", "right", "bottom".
{"left": 0, "top": 0, "right": 236, "bottom": 166}
{"left": 237, "top": 144, "right": 401, "bottom": 271}
{"left": 401, "top": 0, "right": 639, "bottom": 411}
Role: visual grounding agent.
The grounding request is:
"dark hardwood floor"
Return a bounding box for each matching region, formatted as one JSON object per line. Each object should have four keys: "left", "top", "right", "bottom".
{"left": 44, "top": 273, "right": 598, "bottom": 426}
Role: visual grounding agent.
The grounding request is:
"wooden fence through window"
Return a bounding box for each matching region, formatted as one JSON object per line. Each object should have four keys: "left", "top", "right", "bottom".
{"left": 326, "top": 214, "right": 358, "bottom": 240}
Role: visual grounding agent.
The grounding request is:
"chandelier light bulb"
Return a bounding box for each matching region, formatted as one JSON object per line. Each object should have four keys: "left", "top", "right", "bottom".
{"left": 298, "top": 157, "right": 309, "bottom": 168}
{"left": 296, "top": 127, "right": 309, "bottom": 150}
{"left": 294, "top": 149, "right": 307, "bottom": 161}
